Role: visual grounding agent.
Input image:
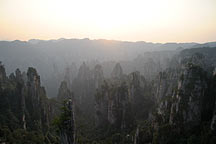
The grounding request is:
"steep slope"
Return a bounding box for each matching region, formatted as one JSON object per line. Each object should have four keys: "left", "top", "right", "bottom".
{"left": 0, "top": 62, "right": 59, "bottom": 143}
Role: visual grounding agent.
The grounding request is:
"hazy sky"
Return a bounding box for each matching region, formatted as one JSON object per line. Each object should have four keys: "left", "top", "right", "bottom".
{"left": 0, "top": 0, "right": 216, "bottom": 43}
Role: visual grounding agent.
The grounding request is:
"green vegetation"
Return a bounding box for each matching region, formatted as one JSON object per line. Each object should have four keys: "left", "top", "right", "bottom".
{"left": 0, "top": 65, "right": 59, "bottom": 144}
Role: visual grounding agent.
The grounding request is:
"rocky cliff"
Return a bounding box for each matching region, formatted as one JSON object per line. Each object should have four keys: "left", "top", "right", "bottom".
{"left": 54, "top": 80, "right": 76, "bottom": 144}
{"left": 93, "top": 64, "right": 104, "bottom": 89}
{"left": 111, "top": 63, "right": 123, "bottom": 79}
{"left": 211, "top": 68, "right": 216, "bottom": 132}
{"left": 0, "top": 63, "right": 59, "bottom": 143}
{"left": 151, "top": 50, "right": 216, "bottom": 143}
{"left": 57, "top": 81, "right": 73, "bottom": 101}
{"left": 72, "top": 62, "right": 93, "bottom": 108}
{"left": 95, "top": 64, "right": 154, "bottom": 131}
{"left": 58, "top": 99, "right": 76, "bottom": 144}
{"left": 0, "top": 62, "right": 6, "bottom": 83}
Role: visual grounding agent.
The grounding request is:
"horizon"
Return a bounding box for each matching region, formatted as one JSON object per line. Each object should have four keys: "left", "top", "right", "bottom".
{"left": 1, "top": 0, "right": 216, "bottom": 43}
{"left": 0, "top": 37, "right": 215, "bottom": 44}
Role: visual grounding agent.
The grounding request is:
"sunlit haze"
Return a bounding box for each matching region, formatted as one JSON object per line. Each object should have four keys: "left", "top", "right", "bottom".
{"left": 0, "top": 0, "right": 216, "bottom": 42}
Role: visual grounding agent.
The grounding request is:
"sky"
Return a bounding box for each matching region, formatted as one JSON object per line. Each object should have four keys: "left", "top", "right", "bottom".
{"left": 0, "top": 0, "right": 216, "bottom": 43}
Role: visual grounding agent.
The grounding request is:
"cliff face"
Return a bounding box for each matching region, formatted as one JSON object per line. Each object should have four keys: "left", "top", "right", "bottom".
{"left": 55, "top": 81, "right": 75, "bottom": 144}
{"left": 0, "top": 62, "right": 6, "bottom": 82}
{"left": 211, "top": 69, "right": 216, "bottom": 132}
{"left": 0, "top": 65, "right": 53, "bottom": 132}
{"left": 128, "top": 71, "right": 154, "bottom": 120}
{"left": 57, "top": 81, "right": 73, "bottom": 101}
{"left": 15, "top": 68, "right": 26, "bottom": 129}
{"left": 95, "top": 80, "right": 131, "bottom": 129}
{"left": 93, "top": 64, "right": 104, "bottom": 89}
{"left": 72, "top": 62, "right": 93, "bottom": 107}
{"left": 95, "top": 63, "right": 126, "bottom": 128}
{"left": 111, "top": 63, "right": 123, "bottom": 79}
{"left": 0, "top": 63, "right": 60, "bottom": 143}
{"left": 169, "top": 64, "right": 208, "bottom": 125}
{"left": 151, "top": 52, "right": 216, "bottom": 143}
{"left": 68, "top": 63, "right": 106, "bottom": 119}
{"left": 95, "top": 66, "right": 153, "bottom": 130}
{"left": 59, "top": 99, "right": 76, "bottom": 144}
{"left": 63, "top": 63, "right": 78, "bottom": 90}
{"left": 24, "top": 67, "right": 51, "bottom": 131}
{"left": 128, "top": 71, "right": 146, "bottom": 102}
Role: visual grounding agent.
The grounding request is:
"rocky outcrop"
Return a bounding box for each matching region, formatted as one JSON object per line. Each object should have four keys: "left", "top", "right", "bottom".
{"left": 0, "top": 64, "right": 58, "bottom": 143}
{"left": 211, "top": 110, "right": 216, "bottom": 132}
{"left": 26, "top": 67, "right": 41, "bottom": 108}
{"left": 59, "top": 99, "right": 76, "bottom": 144}
{"left": 57, "top": 81, "right": 73, "bottom": 101}
{"left": 128, "top": 71, "right": 154, "bottom": 120}
{"left": 210, "top": 68, "right": 216, "bottom": 132}
{"left": 71, "top": 63, "right": 105, "bottom": 116}
{"left": 64, "top": 63, "right": 77, "bottom": 90}
{"left": 169, "top": 64, "right": 208, "bottom": 125}
{"left": 93, "top": 64, "right": 104, "bottom": 89}
{"left": 0, "top": 62, "right": 6, "bottom": 83}
{"left": 133, "top": 126, "right": 139, "bottom": 144}
{"left": 95, "top": 80, "right": 130, "bottom": 129}
{"left": 24, "top": 67, "right": 51, "bottom": 131}
{"left": 95, "top": 71, "right": 152, "bottom": 129}
{"left": 14, "top": 68, "right": 26, "bottom": 129}
{"left": 153, "top": 68, "right": 180, "bottom": 123}
{"left": 77, "top": 62, "right": 91, "bottom": 81}
{"left": 153, "top": 53, "right": 216, "bottom": 134}
{"left": 128, "top": 71, "right": 146, "bottom": 102}
{"left": 213, "top": 67, "right": 216, "bottom": 76}
{"left": 111, "top": 63, "right": 123, "bottom": 79}
{"left": 143, "top": 58, "right": 162, "bottom": 81}
{"left": 147, "top": 52, "right": 216, "bottom": 144}
{"left": 72, "top": 62, "right": 93, "bottom": 105}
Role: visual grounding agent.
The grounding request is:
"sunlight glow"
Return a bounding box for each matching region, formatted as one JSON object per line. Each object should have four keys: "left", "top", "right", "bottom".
{"left": 0, "top": 0, "right": 216, "bottom": 42}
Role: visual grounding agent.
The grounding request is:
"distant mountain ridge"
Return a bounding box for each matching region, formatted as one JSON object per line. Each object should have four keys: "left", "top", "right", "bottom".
{"left": 0, "top": 38, "right": 215, "bottom": 97}
{"left": 191, "top": 41, "right": 216, "bottom": 48}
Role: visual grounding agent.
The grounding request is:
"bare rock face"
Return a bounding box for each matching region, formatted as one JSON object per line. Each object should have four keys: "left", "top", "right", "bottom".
{"left": 15, "top": 68, "right": 23, "bottom": 83}
{"left": 95, "top": 80, "right": 130, "bottom": 129}
{"left": 71, "top": 62, "right": 105, "bottom": 117}
{"left": 0, "top": 62, "right": 6, "bottom": 83}
{"left": 211, "top": 111, "right": 216, "bottom": 132}
{"left": 154, "top": 65, "right": 209, "bottom": 126}
{"left": 142, "top": 58, "right": 162, "bottom": 81}
{"left": 169, "top": 65, "right": 207, "bottom": 125}
{"left": 127, "top": 71, "right": 154, "bottom": 120}
{"left": 15, "top": 68, "right": 26, "bottom": 129}
{"left": 64, "top": 63, "right": 78, "bottom": 90}
{"left": 128, "top": 71, "right": 143, "bottom": 102}
{"left": 153, "top": 68, "right": 180, "bottom": 124}
{"left": 155, "top": 69, "right": 179, "bottom": 103}
{"left": 93, "top": 64, "right": 104, "bottom": 89}
{"left": 213, "top": 67, "right": 216, "bottom": 76}
{"left": 211, "top": 69, "right": 216, "bottom": 132}
{"left": 59, "top": 99, "right": 76, "bottom": 144}
{"left": 95, "top": 71, "right": 151, "bottom": 129}
{"left": 57, "top": 81, "right": 73, "bottom": 101}
{"left": 25, "top": 67, "right": 51, "bottom": 131}
{"left": 0, "top": 64, "right": 54, "bottom": 133}
{"left": 77, "top": 62, "right": 91, "bottom": 81}
{"left": 73, "top": 62, "right": 93, "bottom": 105}
{"left": 148, "top": 51, "right": 216, "bottom": 144}
{"left": 27, "top": 67, "right": 41, "bottom": 102}
{"left": 153, "top": 52, "right": 216, "bottom": 132}
{"left": 55, "top": 79, "right": 75, "bottom": 144}
{"left": 111, "top": 63, "right": 123, "bottom": 79}
{"left": 133, "top": 127, "right": 139, "bottom": 144}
